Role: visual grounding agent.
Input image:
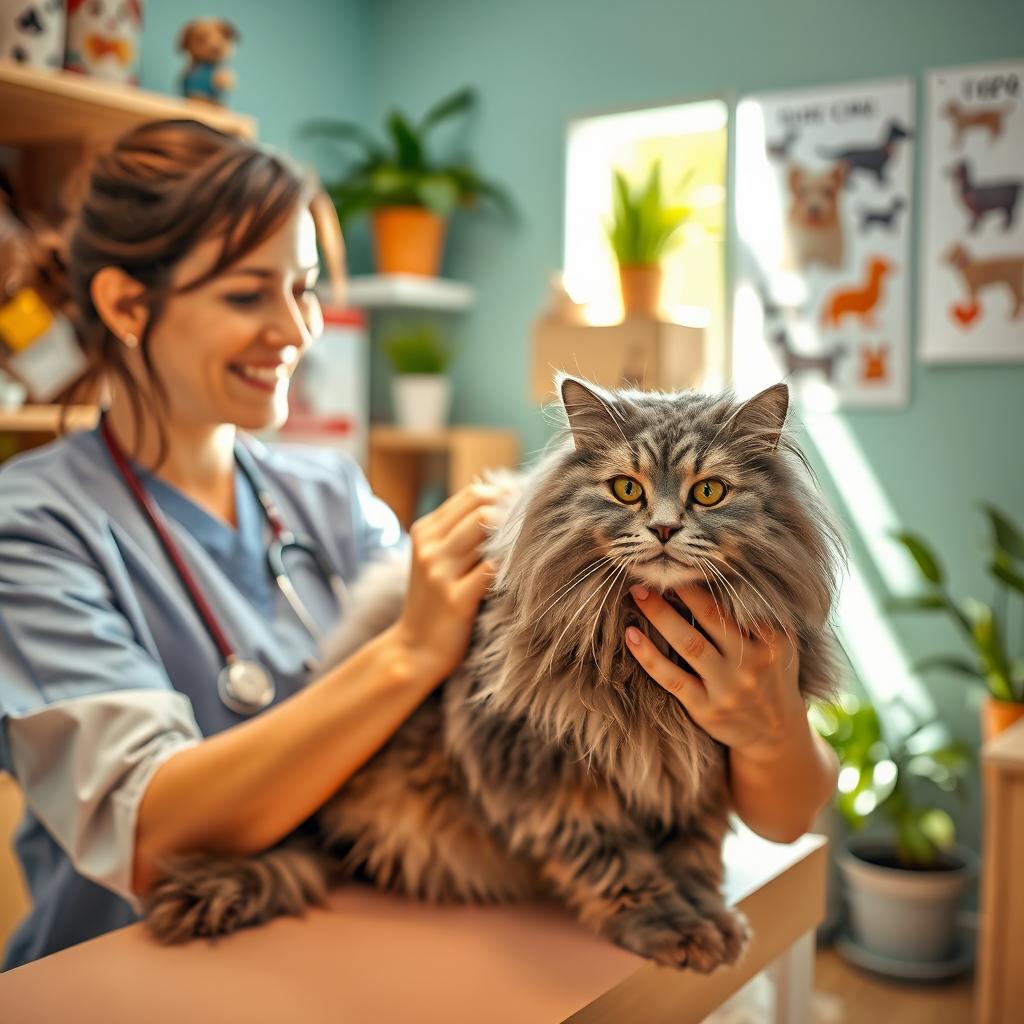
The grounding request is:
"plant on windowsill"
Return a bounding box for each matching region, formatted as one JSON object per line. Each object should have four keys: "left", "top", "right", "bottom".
{"left": 606, "top": 161, "right": 701, "bottom": 319}
{"left": 886, "top": 504, "right": 1024, "bottom": 741}
{"left": 303, "top": 87, "right": 514, "bottom": 277}
{"left": 383, "top": 322, "right": 453, "bottom": 433}
{"left": 810, "top": 693, "right": 975, "bottom": 966}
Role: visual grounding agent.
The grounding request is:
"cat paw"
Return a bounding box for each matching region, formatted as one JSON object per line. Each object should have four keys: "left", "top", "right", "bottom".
{"left": 707, "top": 906, "right": 752, "bottom": 965}
{"left": 618, "top": 913, "right": 735, "bottom": 973}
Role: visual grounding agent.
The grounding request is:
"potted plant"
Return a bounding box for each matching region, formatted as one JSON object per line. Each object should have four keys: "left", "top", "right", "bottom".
{"left": 383, "top": 323, "right": 452, "bottom": 432}
{"left": 887, "top": 504, "right": 1024, "bottom": 741}
{"left": 811, "top": 694, "right": 975, "bottom": 966}
{"left": 303, "top": 87, "right": 514, "bottom": 277}
{"left": 606, "top": 161, "right": 701, "bottom": 319}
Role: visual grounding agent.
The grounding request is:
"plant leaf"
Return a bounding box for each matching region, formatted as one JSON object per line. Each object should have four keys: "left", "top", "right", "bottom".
{"left": 991, "top": 557, "right": 1024, "bottom": 596}
{"left": 300, "top": 118, "right": 385, "bottom": 162}
{"left": 885, "top": 595, "right": 946, "bottom": 612}
{"left": 890, "top": 531, "right": 944, "bottom": 585}
{"left": 911, "top": 654, "right": 982, "bottom": 679}
{"left": 387, "top": 112, "right": 424, "bottom": 170}
{"left": 983, "top": 504, "right": 1024, "bottom": 561}
{"left": 919, "top": 809, "right": 955, "bottom": 851}
{"left": 420, "top": 86, "right": 476, "bottom": 133}
{"left": 416, "top": 174, "right": 460, "bottom": 216}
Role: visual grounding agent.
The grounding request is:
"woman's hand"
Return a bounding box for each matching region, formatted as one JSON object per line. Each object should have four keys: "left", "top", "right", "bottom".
{"left": 625, "top": 582, "right": 839, "bottom": 843}
{"left": 390, "top": 483, "right": 506, "bottom": 687}
{"left": 625, "top": 583, "right": 805, "bottom": 761}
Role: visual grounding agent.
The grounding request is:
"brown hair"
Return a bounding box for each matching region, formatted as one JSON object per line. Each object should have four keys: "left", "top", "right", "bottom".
{"left": 62, "top": 118, "right": 312, "bottom": 463}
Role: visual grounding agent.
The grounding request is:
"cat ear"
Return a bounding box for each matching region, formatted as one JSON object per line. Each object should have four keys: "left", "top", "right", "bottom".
{"left": 558, "top": 374, "right": 620, "bottom": 450}
{"left": 732, "top": 382, "right": 789, "bottom": 453}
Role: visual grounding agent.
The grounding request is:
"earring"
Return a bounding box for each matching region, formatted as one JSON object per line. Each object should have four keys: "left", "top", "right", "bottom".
{"left": 122, "top": 332, "right": 139, "bottom": 349}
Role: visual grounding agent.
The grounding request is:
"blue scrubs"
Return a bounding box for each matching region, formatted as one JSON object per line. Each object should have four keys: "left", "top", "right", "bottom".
{"left": 0, "top": 426, "right": 403, "bottom": 969}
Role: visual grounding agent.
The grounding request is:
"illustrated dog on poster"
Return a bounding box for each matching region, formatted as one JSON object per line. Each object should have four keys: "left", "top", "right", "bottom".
{"left": 859, "top": 343, "right": 890, "bottom": 383}
{"left": 948, "top": 160, "right": 1022, "bottom": 232}
{"left": 858, "top": 198, "right": 907, "bottom": 233}
{"left": 945, "top": 243, "right": 1024, "bottom": 321}
{"left": 818, "top": 120, "right": 912, "bottom": 186}
{"left": 784, "top": 163, "right": 847, "bottom": 270}
{"left": 770, "top": 329, "right": 847, "bottom": 382}
{"left": 821, "top": 257, "right": 892, "bottom": 329}
{"left": 942, "top": 100, "right": 1014, "bottom": 148}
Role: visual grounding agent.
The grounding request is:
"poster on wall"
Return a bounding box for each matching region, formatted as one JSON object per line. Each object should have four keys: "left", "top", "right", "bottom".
{"left": 920, "top": 61, "right": 1024, "bottom": 363}
{"left": 734, "top": 78, "right": 914, "bottom": 410}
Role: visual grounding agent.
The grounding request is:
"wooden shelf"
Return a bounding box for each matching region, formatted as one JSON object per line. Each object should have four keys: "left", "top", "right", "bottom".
{"left": 0, "top": 62, "right": 256, "bottom": 147}
{"left": 0, "top": 404, "right": 98, "bottom": 432}
{"left": 341, "top": 275, "right": 474, "bottom": 312}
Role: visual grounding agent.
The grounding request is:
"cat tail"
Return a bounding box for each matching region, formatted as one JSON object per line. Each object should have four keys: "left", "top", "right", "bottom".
{"left": 142, "top": 843, "right": 334, "bottom": 944}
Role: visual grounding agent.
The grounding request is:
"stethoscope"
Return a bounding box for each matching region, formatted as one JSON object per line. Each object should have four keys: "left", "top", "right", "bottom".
{"left": 100, "top": 415, "right": 348, "bottom": 715}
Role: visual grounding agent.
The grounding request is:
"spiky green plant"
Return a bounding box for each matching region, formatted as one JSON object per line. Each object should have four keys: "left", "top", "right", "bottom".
{"left": 887, "top": 505, "right": 1024, "bottom": 703}
{"left": 302, "top": 87, "right": 514, "bottom": 225}
{"left": 606, "top": 162, "right": 698, "bottom": 267}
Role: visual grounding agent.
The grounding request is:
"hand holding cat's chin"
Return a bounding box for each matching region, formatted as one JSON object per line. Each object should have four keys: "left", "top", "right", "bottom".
{"left": 624, "top": 583, "right": 806, "bottom": 756}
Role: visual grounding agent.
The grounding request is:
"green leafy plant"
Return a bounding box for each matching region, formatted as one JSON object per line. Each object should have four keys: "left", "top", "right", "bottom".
{"left": 887, "top": 505, "right": 1024, "bottom": 703}
{"left": 811, "top": 694, "right": 972, "bottom": 868}
{"left": 606, "top": 162, "right": 700, "bottom": 267}
{"left": 383, "top": 323, "right": 451, "bottom": 376}
{"left": 302, "top": 87, "right": 515, "bottom": 224}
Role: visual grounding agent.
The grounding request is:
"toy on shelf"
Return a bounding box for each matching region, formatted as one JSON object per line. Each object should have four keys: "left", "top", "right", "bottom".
{"left": 177, "top": 18, "right": 239, "bottom": 106}
{"left": 64, "top": 0, "right": 142, "bottom": 84}
{"left": 0, "top": 0, "right": 66, "bottom": 69}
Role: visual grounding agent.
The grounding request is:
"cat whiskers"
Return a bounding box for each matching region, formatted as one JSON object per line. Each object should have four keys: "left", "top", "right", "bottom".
{"left": 587, "top": 561, "right": 630, "bottom": 675}
{"left": 546, "top": 562, "right": 623, "bottom": 672}
{"left": 692, "top": 558, "right": 727, "bottom": 635}
{"left": 703, "top": 554, "right": 797, "bottom": 665}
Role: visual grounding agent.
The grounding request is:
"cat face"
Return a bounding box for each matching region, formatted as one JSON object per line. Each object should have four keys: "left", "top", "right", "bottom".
{"left": 555, "top": 376, "right": 793, "bottom": 596}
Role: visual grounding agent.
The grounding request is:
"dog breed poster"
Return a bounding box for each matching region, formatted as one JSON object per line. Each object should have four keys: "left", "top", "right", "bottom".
{"left": 734, "top": 78, "right": 914, "bottom": 410}
{"left": 920, "top": 60, "right": 1024, "bottom": 363}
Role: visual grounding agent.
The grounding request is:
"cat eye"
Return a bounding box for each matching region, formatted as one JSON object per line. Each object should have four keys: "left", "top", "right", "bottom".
{"left": 691, "top": 478, "right": 727, "bottom": 507}
{"left": 610, "top": 476, "right": 644, "bottom": 504}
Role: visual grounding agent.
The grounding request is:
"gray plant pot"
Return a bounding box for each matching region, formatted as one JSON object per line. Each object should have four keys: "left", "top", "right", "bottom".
{"left": 838, "top": 836, "right": 977, "bottom": 962}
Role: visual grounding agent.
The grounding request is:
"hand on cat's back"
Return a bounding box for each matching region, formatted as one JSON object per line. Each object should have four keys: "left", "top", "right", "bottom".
{"left": 624, "top": 584, "right": 805, "bottom": 760}
{"left": 389, "top": 483, "right": 506, "bottom": 686}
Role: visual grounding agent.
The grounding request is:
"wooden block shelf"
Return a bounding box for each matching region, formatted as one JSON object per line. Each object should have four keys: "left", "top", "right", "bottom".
{"left": 0, "top": 62, "right": 255, "bottom": 147}
{"left": 0, "top": 404, "right": 98, "bottom": 433}
{"left": 368, "top": 425, "right": 519, "bottom": 529}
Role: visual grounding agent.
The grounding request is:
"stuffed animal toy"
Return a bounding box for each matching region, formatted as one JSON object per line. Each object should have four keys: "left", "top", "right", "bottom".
{"left": 64, "top": 0, "right": 142, "bottom": 83}
{"left": 0, "top": 0, "right": 67, "bottom": 69}
{"left": 177, "top": 18, "right": 239, "bottom": 106}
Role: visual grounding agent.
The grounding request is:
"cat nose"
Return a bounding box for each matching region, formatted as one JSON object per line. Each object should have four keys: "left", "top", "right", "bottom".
{"left": 648, "top": 523, "right": 681, "bottom": 544}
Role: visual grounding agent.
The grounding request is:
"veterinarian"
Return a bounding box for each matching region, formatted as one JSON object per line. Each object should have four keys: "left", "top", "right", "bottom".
{"left": 0, "top": 121, "right": 500, "bottom": 970}
{"left": 0, "top": 121, "right": 837, "bottom": 972}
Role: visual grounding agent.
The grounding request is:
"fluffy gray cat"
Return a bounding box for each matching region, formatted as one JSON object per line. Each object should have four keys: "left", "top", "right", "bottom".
{"left": 144, "top": 376, "right": 845, "bottom": 972}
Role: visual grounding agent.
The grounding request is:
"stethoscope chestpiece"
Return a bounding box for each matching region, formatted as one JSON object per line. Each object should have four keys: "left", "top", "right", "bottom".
{"left": 217, "top": 657, "right": 276, "bottom": 716}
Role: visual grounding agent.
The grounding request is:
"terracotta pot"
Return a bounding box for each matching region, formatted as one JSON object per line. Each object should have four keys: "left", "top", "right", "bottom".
{"left": 981, "top": 695, "right": 1024, "bottom": 743}
{"left": 371, "top": 207, "right": 447, "bottom": 276}
{"left": 618, "top": 264, "right": 663, "bottom": 319}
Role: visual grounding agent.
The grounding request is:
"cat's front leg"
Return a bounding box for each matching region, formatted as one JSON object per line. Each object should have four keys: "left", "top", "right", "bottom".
{"left": 529, "top": 818, "right": 741, "bottom": 973}
{"left": 651, "top": 817, "right": 751, "bottom": 966}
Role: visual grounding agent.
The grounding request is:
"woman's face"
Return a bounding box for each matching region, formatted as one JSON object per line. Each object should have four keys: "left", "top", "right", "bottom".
{"left": 145, "top": 203, "right": 324, "bottom": 433}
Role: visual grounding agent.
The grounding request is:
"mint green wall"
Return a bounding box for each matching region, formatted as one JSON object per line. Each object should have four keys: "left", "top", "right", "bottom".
{"left": 361, "top": 0, "right": 1024, "bottom": 857}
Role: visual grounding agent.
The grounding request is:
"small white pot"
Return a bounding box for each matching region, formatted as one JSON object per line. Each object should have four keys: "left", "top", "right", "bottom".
{"left": 838, "top": 837, "right": 977, "bottom": 962}
{"left": 391, "top": 374, "right": 451, "bottom": 432}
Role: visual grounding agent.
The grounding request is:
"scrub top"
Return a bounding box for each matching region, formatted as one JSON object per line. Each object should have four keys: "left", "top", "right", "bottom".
{"left": 0, "top": 426, "right": 404, "bottom": 970}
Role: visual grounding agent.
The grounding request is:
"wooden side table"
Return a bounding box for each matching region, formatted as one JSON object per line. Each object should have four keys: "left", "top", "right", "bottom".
{"left": 367, "top": 425, "right": 520, "bottom": 529}
{"left": 976, "top": 717, "right": 1024, "bottom": 1023}
{"left": 0, "top": 828, "right": 827, "bottom": 1023}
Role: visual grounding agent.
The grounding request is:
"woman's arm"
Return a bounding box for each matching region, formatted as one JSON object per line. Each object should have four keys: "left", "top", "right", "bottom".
{"left": 132, "top": 483, "right": 504, "bottom": 894}
{"left": 624, "top": 583, "right": 839, "bottom": 844}
{"left": 726, "top": 716, "right": 839, "bottom": 844}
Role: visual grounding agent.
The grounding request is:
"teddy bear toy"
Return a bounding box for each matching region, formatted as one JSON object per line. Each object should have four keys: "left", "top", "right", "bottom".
{"left": 177, "top": 18, "right": 240, "bottom": 106}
